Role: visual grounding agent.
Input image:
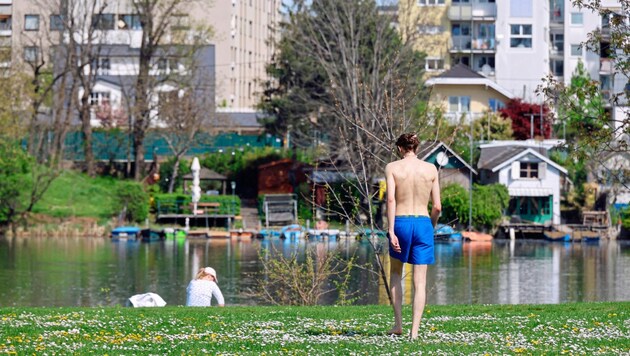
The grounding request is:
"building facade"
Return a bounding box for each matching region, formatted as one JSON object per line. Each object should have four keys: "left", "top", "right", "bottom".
{"left": 400, "top": 0, "right": 625, "bottom": 104}
{"left": 1, "top": 0, "right": 281, "bottom": 111}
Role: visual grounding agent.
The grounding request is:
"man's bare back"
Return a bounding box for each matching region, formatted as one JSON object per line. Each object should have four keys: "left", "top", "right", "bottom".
{"left": 385, "top": 156, "right": 438, "bottom": 217}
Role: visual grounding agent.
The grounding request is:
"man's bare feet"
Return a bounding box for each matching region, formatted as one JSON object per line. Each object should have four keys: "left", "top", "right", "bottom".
{"left": 387, "top": 328, "right": 403, "bottom": 336}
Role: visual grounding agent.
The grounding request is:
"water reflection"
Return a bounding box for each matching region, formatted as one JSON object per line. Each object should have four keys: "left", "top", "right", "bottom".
{"left": 0, "top": 236, "right": 629, "bottom": 307}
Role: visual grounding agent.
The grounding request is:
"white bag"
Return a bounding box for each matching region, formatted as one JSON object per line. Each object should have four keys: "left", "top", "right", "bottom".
{"left": 128, "top": 292, "right": 167, "bottom": 307}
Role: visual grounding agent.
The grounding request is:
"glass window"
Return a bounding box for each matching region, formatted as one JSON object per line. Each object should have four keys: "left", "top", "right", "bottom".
{"left": 520, "top": 162, "right": 539, "bottom": 178}
{"left": 418, "top": 0, "right": 445, "bottom": 5}
{"left": 119, "top": 14, "right": 141, "bottom": 30}
{"left": 50, "top": 15, "right": 64, "bottom": 31}
{"left": 171, "top": 14, "right": 189, "bottom": 30}
{"left": 448, "top": 96, "right": 470, "bottom": 112}
{"left": 89, "top": 92, "right": 110, "bottom": 106}
{"left": 510, "top": 24, "right": 532, "bottom": 48}
{"left": 23, "top": 47, "right": 39, "bottom": 62}
{"left": 426, "top": 58, "right": 444, "bottom": 71}
{"left": 489, "top": 98, "right": 505, "bottom": 112}
{"left": 452, "top": 23, "right": 470, "bottom": 36}
{"left": 571, "top": 12, "right": 583, "bottom": 25}
{"left": 550, "top": 33, "right": 564, "bottom": 52}
{"left": 570, "top": 44, "right": 582, "bottom": 56}
{"left": 24, "top": 15, "right": 39, "bottom": 31}
{"left": 92, "top": 14, "right": 116, "bottom": 30}
{"left": 550, "top": 59, "right": 564, "bottom": 76}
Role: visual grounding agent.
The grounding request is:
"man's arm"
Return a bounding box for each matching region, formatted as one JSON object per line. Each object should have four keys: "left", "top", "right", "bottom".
{"left": 385, "top": 164, "right": 401, "bottom": 253}
{"left": 430, "top": 167, "right": 441, "bottom": 228}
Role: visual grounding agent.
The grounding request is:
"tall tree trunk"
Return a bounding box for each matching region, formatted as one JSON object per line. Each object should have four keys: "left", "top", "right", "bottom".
{"left": 168, "top": 155, "right": 182, "bottom": 193}
{"left": 80, "top": 96, "right": 95, "bottom": 177}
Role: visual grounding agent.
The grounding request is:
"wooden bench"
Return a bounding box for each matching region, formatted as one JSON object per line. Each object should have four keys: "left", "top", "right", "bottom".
{"left": 189, "top": 202, "right": 220, "bottom": 215}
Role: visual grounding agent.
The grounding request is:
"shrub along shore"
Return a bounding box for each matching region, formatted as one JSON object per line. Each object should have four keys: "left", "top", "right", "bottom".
{"left": 1, "top": 303, "right": 628, "bottom": 354}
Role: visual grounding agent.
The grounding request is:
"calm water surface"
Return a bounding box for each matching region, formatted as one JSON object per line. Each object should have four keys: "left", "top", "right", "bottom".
{"left": 0, "top": 236, "right": 629, "bottom": 307}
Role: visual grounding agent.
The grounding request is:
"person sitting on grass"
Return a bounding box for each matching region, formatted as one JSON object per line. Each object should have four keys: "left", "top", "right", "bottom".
{"left": 186, "top": 267, "right": 225, "bottom": 307}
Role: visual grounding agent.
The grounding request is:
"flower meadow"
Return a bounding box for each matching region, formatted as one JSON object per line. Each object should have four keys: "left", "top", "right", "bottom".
{"left": 1, "top": 303, "right": 628, "bottom": 355}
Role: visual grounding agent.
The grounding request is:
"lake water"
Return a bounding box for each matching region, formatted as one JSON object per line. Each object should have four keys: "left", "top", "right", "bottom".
{"left": 1, "top": 236, "right": 629, "bottom": 307}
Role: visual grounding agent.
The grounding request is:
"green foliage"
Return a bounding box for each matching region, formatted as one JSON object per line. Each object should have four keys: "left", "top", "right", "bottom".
{"left": 471, "top": 184, "right": 510, "bottom": 229}
{"left": 440, "top": 183, "right": 509, "bottom": 230}
{"left": 115, "top": 182, "right": 149, "bottom": 223}
{"left": 0, "top": 141, "right": 32, "bottom": 226}
{"left": 153, "top": 193, "right": 241, "bottom": 215}
{"left": 440, "top": 184, "right": 469, "bottom": 228}
{"left": 158, "top": 157, "right": 191, "bottom": 193}
{"left": 549, "top": 150, "right": 588, "bottom": 207}
{"left": 472, "top": 112, "right": 514, "bottom": 142}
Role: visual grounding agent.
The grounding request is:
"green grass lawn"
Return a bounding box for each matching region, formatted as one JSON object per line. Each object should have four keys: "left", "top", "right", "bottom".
{"left": 31, "top": 170, "right": 122, "bottom": 222}
{"left": 1, "top": 303, "right": 628, "bottom": 354}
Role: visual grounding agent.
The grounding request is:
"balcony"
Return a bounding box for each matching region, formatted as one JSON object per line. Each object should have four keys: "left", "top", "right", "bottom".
{"left": 600, "top": 58, "right": 613, "bottom": 75}
{"left": 0, "top": 0, "right": 12, "bottom": 4}
{"left": 450, "top": 36, "right": 495, "bottom": 52}
{"left": 449, "top": 3, "right": 496, "bottom": 21}
{"left": 550, "top": 0, "right": 564, "bottom": 24}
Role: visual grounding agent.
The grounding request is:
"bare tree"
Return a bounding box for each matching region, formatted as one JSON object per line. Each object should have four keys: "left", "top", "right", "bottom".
{"left": 261, "top": 0, "right": 437, "bottom": 303}
{"left": 129, "top": 0, "right": 212, "bottom": 180}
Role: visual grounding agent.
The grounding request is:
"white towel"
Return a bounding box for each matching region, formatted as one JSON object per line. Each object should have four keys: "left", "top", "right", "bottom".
{"left": 128, "top": 292, "right": 167, "bottom": 307}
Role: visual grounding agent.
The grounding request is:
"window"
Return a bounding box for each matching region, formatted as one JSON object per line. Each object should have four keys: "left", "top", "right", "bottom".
{"left": 550, "top": 32, "right": 564, "bottom": 53}
{"left": 0, "top": 16, "right": 10, "bottom": 31}
{"left": 89, "top": 92, "right": 110, "bottom": 106}
{"left": 488, "top": 98, "right": 504, "bottom": 112}
{"left": 452, "top": 23, "right": 470, "bottom": 36}
{"left": 23, "top": 47, "right": 39, "bottom": 62}
{"left": 157, "top": 58, "right": 169, "bottom": 71}
{"left": 426, "top": 58, "right": 444, "bottom": 71}
{"left": 92, "top": 57, "right": 111, "bottom": 75}
{"left": 571, "top": 12, "right": 583, "bottom": 25}
{"left": 24, "top": 15, "right": 39, "bottom": 31}
{"left": 550, "top": 59, "right": 563, "bottom": 76}
{"left": 418, "top": 0, "right": 445, "bottom": 5}
{"left": 520, "top": 162, "right": 539, "bottom": 178}
{"left": 171, "top": 14, "right": 189, "bottom": 30}
{"left": 92, "top": 14, "right": 116, "bottom": 30}
{"left": 448, "top": 96, "right": 470, "bottom": 112}
{"left": 50, "top": 15, "right": 64, "bottom": 31}
{"left": 452, "top": 0, "right": 470, "bottom": 3}
{"left": 417, "top": 25, "right": 443, "bottom": 35}
{"left": 570, "top": 44, "right": 582, "bottom": 56}
{"left": 510, "top": 24, "right": 532, "bottom": 48}
{"left": 118, "top": 14, "right": 141, "bottom": 30}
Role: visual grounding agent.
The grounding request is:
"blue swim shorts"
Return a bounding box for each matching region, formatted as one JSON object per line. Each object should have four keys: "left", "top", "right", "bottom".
{"left": 389, "top": 216, "right": 435, "bottom": 265}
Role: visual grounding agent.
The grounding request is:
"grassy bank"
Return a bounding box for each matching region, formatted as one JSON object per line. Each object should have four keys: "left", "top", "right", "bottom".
{"left": 32, "top": 170, "right": 122, "bottom": 222}
{"left": 1, "top": 303, "right": 628, "bottom": 354}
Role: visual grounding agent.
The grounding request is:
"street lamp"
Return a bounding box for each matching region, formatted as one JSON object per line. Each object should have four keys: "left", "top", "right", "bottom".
{"left": 229, "top": 181, "right": 236, "bottom": 230}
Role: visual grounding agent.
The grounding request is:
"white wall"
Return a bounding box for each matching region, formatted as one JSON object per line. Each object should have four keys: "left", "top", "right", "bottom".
{"left": 498, "top": 154, "right": 563, "bottom": 225}
{"left": 495, "top": 0, "right": 549, "bottom": 102}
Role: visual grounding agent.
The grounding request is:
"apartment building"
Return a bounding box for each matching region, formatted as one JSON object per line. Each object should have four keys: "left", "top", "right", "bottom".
{"left": 2, "top": 0, "right": 281, "bottom": 111}
{"left": 401, "top": 0, "right": 625, "bottom": 104}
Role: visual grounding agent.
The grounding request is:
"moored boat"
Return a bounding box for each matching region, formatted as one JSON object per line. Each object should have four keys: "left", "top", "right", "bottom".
{"left": 544, "top": 230, "right": 571, "bottom": 242}
{"left": 462, "top": 231, "right": 493, "bottom": 242}
{"left": 434, "top": 224, "right": 463, "bottom": 241}
{"left": 111, "top": 226, "right": 141, "bottom": 241}
{"left": 280, "top": 224, "right": 304, "bottom": 239}
{"left": 306, "top": 229, "right": 340, "bottom": 240}
{"left": 140, "top": 228, "right": 165, "bottom": 243}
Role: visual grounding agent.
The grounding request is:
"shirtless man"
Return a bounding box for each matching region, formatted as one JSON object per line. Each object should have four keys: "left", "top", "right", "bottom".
{"left": 385, "top": 133, "right": 441, "bottom": 340}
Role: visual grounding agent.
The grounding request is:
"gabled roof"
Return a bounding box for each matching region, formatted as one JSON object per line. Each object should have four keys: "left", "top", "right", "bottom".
{"left": 436, "top": 63, "right": 486, "bottom": 79}
{"left": 425, "top": 64, "right": 514, "bottom": 99}
{"left": 483, "top": 147, "right": 568, "bottom": 174}
{"left": 418, "top": 140, "right": 477, "bottom": 175}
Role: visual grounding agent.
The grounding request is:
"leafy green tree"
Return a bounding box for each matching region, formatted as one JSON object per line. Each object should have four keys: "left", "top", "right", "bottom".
{"left": 541, "top": 1, "right": 629, "bottom": 160}
{"left": 473, "top": 112, "right": 514, "bottom": 142}
{"left": 115, "top": 181, "right": 149, "bottom": 223}
{"left": 0, "top": 141, "right": 31, "bottom": 231}
{"left": 441, "top": 183, "right": 509, "bottom": 231}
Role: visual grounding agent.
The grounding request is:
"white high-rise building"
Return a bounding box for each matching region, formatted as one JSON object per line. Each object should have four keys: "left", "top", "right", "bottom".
{"left": 404, "top": 0, "right": 625, "bottom": 104}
